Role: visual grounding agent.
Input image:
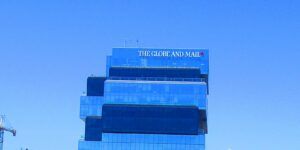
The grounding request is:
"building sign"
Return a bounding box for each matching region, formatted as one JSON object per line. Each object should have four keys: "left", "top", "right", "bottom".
{"left": 138, "top": 50, "right": 204, "bottom": 58}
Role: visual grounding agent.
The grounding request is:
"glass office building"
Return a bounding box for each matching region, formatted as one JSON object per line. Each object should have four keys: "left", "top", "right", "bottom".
{"left": 79, "top": 48, "right": 209, "bottom": 150}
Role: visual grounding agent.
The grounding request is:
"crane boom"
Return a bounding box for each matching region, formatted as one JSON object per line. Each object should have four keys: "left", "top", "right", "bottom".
{"left": 0, "top": 128, "right": 16, "bottom": 136}
{"left": 0, "top": 115, "right": 16, "bottom": 150}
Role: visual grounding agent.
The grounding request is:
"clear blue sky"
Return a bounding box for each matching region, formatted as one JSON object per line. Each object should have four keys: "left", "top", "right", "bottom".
{"left": 0, "top": 0, "right": 299, "bottom": 149}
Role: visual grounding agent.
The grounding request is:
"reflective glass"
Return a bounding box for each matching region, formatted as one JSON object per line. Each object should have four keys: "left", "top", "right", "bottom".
{"left": 104, "top": 80, "right": 207, "bottom": 109}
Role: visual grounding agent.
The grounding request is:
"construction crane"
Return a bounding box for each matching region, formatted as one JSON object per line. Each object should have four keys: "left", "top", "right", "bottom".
{"left": 0, "top": 115, "right": 16, "bottom": 150}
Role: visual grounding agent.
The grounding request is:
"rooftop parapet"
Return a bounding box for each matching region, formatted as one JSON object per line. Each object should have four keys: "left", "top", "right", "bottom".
{"left": 106, "top": 48, "right": 209, "bottom": 75}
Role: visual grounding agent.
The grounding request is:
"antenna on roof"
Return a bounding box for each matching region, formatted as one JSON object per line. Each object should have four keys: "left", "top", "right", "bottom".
{"left": 136, "top": 40, "right": 139, "bottom": 47}
{"left": 123, "top": 40, "right": 127, "bottom": 48}
{"left": 123, "top": 39, "right": 141, "bottom": 47}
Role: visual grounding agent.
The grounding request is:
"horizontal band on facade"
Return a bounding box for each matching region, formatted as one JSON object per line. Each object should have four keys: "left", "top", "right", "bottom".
{"left": 84, "top": 104, "right": 207, "bottom": 141}
{"left": 109, "top": 67, "right": 205, "bottom": 78}
{"left": 102, "top": 104, "right": 205, "bottom": 135}
{"left": 79, "top": 140, "right": 205, "bottom": 150}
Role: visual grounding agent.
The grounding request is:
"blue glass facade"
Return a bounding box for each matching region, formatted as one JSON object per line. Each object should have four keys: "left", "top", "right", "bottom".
{"left": 79, "top": 48, "right": 209, "bottom": 150}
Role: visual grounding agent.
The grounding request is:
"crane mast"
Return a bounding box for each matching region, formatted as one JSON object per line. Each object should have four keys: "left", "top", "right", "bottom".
{"left": 0, "top": 130, "right": 3, "bottom": 150}
{"left": 0, "top": 115, "right": 16, "bottom": 150}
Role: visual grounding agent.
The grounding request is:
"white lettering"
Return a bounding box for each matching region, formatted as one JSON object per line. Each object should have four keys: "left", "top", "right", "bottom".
{"left": 138, "top": 50, "right": 204, "bottom": 58}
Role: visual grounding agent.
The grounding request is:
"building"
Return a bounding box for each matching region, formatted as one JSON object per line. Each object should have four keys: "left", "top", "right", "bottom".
{"left": 78, "top": 48, "right": 209, "bottom": 150}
